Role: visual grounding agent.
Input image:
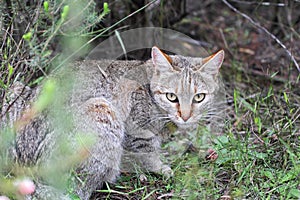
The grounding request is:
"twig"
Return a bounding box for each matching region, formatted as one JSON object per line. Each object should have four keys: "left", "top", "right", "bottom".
{"left": 219, "top": 28, "right": 229, "bottom": 50}
{"left": 53, "top": 0, "right": 158, "bottom": 72}
{"left": 229, "top": 0, "right": 286, "bottom": 6}
{"left": 157, "top": 192, "right": 174, "bottom": 199}
{"left": 0, "top": 85, "right": 26, "bottom": 119}
{"left": 221, "top": 0, "right": 300, "bottom": 73}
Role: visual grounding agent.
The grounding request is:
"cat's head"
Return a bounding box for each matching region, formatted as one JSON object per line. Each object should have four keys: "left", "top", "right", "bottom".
{"left": 150, "top": 46, "right": 224, "bottom": 129}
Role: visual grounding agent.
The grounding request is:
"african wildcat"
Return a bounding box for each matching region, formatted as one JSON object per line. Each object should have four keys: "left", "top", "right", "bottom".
{"left": 1, "top": 47, "right": 225, "bottom": 199}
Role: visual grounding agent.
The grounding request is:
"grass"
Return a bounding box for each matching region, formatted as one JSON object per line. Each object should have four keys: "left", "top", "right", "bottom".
{"left": 91, "top": 68, "right": 299, "bottom": 199}
{"left": 0, "top": 1, "right": 110, "bottom": 198}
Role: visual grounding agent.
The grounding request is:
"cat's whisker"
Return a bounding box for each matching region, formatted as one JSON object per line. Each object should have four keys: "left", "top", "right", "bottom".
{"left": 136, "top": 115, "right": 171, "bottom": 129}
{"left": 207, "top": 110, "right": 226, "bottom": 115}
{"left": 205, "top": 107, "right": 228, "bottom": 114}
{"left": 204, "top": 113, "right": 225, "bottom": 120}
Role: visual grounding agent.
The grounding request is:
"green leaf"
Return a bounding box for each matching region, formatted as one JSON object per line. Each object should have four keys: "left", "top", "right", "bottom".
{"left": 22, "top": 31, "right": 32, "bottom": 41}
{"left": 69, "top": 194, "right": 81, "bottom": 200}
{"left": 288, "top": 188, "right": 300, "bottom": 198}
{"left": 29, "top": 76, "right": 44, "bottom": 86}
{"left": 279, "top": 171, "right": 297, "bottom": 184}
{"left": 237, "top": 163, "right": 252, "bottom": 184}
{"left": 42, "top": 50, "right": 52, "bottom": 58}
{"left": 254, "top": 117, "right": 262, "bottom": 133}
{"left": 283, "top": 92, "right": 289, "bottom": 104}
{"left": 8, "top": 63, "right": 13, "bottom": 77}
{"left": 233, "top": 89, "right": 238, "bottom": 115}
{"left": 43, "top": 1, "right": 49, "bottom": 12}
{"left": 240, "top": 98, "right": 256, "bottom": 113}
{"left": 262, "top": 170, "right": 274, "bottom": 180}
{"left": 61, "top": 5, "right": 70, "bottom": 20}
{"left": 254, "top": 152, "right": 267, "bottom": 159}
{"left": 0, "top": 79, "right": 6, "bottom": 89}
{"left": 218, "top": 135, "right": 229, "bottom": 144}
{"left": 103, "top": 2, "right": 110, "bottom": 14}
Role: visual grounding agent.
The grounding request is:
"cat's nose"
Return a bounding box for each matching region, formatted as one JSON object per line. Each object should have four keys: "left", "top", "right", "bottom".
{"left": 181, "top": 114, "right": 191, "bottom": 122}
{"left": 179, "top": 109, "right": 191, "bottom": 122}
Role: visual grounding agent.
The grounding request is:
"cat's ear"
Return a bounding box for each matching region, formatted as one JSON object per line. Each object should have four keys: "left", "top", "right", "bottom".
{"left": 199, "top": 50, "right": 224, "bottom": 77}
{"left": 151, "top": 46, "right": 173, "bottom": 71}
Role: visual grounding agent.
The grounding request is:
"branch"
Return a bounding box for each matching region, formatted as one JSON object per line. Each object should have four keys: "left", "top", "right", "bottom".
{"left": 222, "top": 0, "right": 300, "bottom": 73}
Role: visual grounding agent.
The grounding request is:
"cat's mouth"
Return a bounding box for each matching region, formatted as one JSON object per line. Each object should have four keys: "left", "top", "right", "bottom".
{"left": 171, "top": 115, "right": 198, "bottom": 130}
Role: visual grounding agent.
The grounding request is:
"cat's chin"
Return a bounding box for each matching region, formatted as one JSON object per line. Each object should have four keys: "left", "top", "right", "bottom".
{"left": 175, "top": 122, "right": 198, "bottom": 130}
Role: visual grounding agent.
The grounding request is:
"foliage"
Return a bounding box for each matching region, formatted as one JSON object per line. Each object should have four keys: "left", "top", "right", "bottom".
{"left": 0, "top": 0, "right": 109, "bottom": 199}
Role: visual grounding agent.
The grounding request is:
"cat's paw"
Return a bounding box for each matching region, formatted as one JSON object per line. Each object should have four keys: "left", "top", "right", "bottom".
{"left": 161, "top": 165, "right": 174, "bottom": 178}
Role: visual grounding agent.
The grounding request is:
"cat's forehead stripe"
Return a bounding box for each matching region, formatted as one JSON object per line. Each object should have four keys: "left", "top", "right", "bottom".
{"left": 177, "top": 68, "right": 195, "bottom": 95}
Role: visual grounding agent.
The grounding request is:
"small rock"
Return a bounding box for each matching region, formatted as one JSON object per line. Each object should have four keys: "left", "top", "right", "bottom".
{"left": 139, "top": 174, "right": 148, "bottom": 183}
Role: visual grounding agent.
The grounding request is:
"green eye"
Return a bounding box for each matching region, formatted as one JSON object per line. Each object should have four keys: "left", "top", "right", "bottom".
{"left": 193, "top": 93, "right": 205, "bottom": 103}
{"left": 166, "top": 93, "right": 178, "bottom": 103}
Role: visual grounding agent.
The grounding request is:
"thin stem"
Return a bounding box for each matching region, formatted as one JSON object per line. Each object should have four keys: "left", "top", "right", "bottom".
{"left": 222, "top": 0, "right": 300, "bottom": 73}
{"left": 53, "top": 0, "right": 158, "bottom": 72}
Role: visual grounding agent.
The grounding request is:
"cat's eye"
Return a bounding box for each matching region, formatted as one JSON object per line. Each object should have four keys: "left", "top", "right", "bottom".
{"left": 193, "top": 93, "right": 205, "bottom": 103}
{"left": 166, "top": 93, "right": 178, "bottom": 103}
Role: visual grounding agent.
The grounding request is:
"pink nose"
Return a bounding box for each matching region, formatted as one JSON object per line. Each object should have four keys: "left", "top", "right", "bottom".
{"left": 181, "top": 115, "right": 190, "bottom": 122}
{"left": 179, "top": 110, "right": 191, "bottom": 122}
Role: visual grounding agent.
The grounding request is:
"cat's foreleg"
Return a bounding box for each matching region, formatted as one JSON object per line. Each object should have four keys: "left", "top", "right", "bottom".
{"left": 123, "top": 129, "right": 173, "bottom": 177}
